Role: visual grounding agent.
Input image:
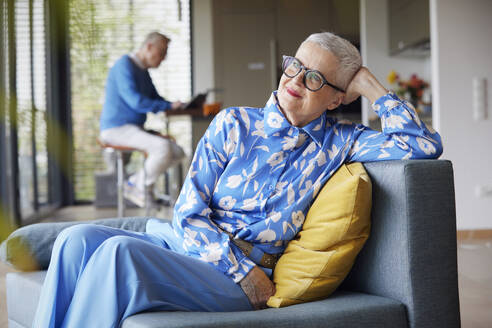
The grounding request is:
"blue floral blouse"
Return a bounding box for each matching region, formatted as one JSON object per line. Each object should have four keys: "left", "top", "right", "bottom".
{"left": 146, "top": 91, "right": 443, "bottom": 283}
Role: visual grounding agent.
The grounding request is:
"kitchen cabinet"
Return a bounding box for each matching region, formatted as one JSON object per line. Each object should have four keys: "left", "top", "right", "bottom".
{"left": 389, "top": 0, "right": 430, "bottom": 56}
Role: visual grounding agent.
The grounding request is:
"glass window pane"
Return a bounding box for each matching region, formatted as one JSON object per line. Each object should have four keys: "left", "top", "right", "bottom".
{"left": 15, "top": 0, "right": 35, "bottom": 218}
{"left": 70, "top": 0, "right": 191, "bottom": 201}
{"left": 33, "top": 0, "right": 48, "bottom": 205}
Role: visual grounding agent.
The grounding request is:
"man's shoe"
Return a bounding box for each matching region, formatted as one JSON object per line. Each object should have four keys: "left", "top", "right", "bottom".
{"left": 124, "top": 182, "right": 171, "bottom": 209}
{"left": 123, "top": 181, "right": 145, "bottom": 208}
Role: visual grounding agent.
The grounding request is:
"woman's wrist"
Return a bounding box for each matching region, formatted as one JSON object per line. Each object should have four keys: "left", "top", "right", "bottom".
{"left": 358, "top": 69, "right": 388, "bottom": 104}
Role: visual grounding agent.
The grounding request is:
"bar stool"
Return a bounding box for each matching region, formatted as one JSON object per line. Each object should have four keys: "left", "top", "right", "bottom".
{"left": 97, "top": 139, "right": 150, "bottom": 217}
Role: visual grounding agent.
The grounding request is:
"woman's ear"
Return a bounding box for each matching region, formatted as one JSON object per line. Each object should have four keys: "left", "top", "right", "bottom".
{"left": 326, "top": 93, "right": 344, "bottom": 110}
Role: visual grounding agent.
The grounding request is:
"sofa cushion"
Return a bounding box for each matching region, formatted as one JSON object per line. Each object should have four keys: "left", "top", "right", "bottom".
{"left": 6, "top": 270, "right": 407, "bottom": 328}
{"left": 267, "top": 162, "right": 372, "bottom": 307}
{"left": 0, "top": 217, "right": 159, "bottom": 271}
{"left": 6, "top": 271, "right": 46, "bottom": 328}
{"left": 122, "top": 291, "right": 407, "bottom": 328}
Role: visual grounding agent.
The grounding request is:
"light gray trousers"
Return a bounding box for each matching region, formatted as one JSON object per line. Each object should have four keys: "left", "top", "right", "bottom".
{"left": 100, "top": 124, "right": 185, "bottom": 188}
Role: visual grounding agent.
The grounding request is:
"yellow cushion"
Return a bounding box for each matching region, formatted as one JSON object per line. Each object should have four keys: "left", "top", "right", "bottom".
{"left": 267, "top": 162, "right": 372, "bottom": 308}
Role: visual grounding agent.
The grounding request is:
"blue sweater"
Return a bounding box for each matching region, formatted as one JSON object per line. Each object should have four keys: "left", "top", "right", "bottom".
{"left": 100, "top": 55, "right": 171, "bottom": 131}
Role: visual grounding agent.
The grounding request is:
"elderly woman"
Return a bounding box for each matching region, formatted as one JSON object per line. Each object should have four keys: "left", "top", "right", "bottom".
{"left": 33, "top": 32, "right": 442, "bottom": 327}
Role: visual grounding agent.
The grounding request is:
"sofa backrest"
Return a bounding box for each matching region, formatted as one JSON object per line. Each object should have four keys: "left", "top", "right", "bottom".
{"left": 341, "top": 160, "right": 460, "bottom": 328}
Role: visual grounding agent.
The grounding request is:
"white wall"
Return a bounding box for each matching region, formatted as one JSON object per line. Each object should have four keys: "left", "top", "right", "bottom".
{"left": 191, "top": 0, "right": 215, "bottom": 101}
{"left": 360, "top": 0, "right": 431, "bottom": 125}
{"left": 431, "top": 0, "right": 492, "bottom": 230}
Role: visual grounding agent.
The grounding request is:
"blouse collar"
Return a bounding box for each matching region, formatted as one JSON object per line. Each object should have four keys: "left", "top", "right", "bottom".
{"left": 263, "top": 91, "right": 326, "bottom": 148}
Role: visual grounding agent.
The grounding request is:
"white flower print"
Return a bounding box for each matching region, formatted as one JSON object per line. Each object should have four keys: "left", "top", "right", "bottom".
{"left": 349, "top": 140, "right": 367, "bottom": 157}
{"left": 235, "top": 219, "right": 248, "bottom": 230}
{"left": 402, "top": 108, "right": 413, "bottom": 120}
{"left": 378, "top": 149, "right": 390, "bottom": 159}
{"left": 254, "top": 145, "right": 270, "bottom": 152}
{"left": 282, "top": 135, "right": 297, "bottom": 150}
{"left": 232, "top": 272, "right": 244, "bottom": 282}
{"left": 385, "top": 114, "right": 407, "bottom": 130}
{"left": 241, "top": 198, "right": 258, "bottom": 211}
{"left": 223, "top": 126, "right": 238, "bottom": 157}
{"left": 296, "top": 133, "right": 308, "bottom": 147}
{"left": 312, "top": 177, "right": 322, "bottom": 198}
{"left": 416, "top": 137, "right": 436, "bottom": 155}
{"left": 300, "top": 159, "right": 306, "bottom": 170}
{"left": 272, "top": 181, "right": 288, "bottom": 198}
{"left": 383, "top": 99, "right": 399, "bottom": 110}
{"left": 302, "top": 160, "right": 316, "bottom": 178}
{"left": 226, "top": 174, "right": 243, "bottom": 189}
{"left": 328, "top": 144, "right": 339, "bottom": 160}
{"left": 266, "top": 112, "right": 284, "bottom": 129}
{"left": 257, "top": 228, "right": 276, "bottom": 242}
{"left": 252, "top": 120, "right": 267, "bottom": 139}
{"left": 291, "top": 211, "right": 305, "bottom": 228}
{"left": 199, "top": 242, "right": 223, "bottom": 264}
{"left": 189, "top": 169, "right": 198, "bottom": 179}
{"left": 240, "top": 142, "right": 245, "bottom": 157}
{"left": 219, "top": 196, "right": 236, "bottom": 210}
{"left": 302, "top": 141, "right": 317, "bottom": 157}
{"left": 183, "top": 227, "right": 200, "bottom": 248}
{"left": 214, "top": 110, "right": 235, "bottom": 136}
{"left": 218, "top": 222, "right": 231, "bottom": 236}
{"left": 266, "top": 211, "right": 282, "bottom": 224}
{"left": 203, "top": 184, "right": 211, "bottom": 198}
{"left": 241, "top": 157, "right": 260, "bottom": 195}
{"left": 287, "top": 184, "right": 295, "bottom": 206}
{"left": 186, "top": 218, "right": 216, "bottom": 232}
{"left": 199, "top": 208, "right": 212, "bottom": 216}
{"left": 333, "top": 125, "right": 339, "bottom": 136}
{"left": 402, "top": 149, "right": 413, "bottom": 160}
{"left": 315, "top": 151, "right": 327, "bottom": 166}
{"left": 381, "top": 140, "right": 395, "bottom": 148}
{"left": 178, "top": 188, "right": 198, "bottom": 212}
{"left": 239, "top": 107, "right": 250, "bottom": 135}
{"left": 299, "top": 180, "right": 312, "bottom": 199}
{"left": 283, "top": 221, "right": 295, "bottom": 234}
{"left": 394, "top": 135, "right": 410, "bottom": 150}
{"left": 403, "top": 100, "right": 416, "bottom": 111}
{"left": 267, "top": 151, "right": 284, "bottom": 167}
{"left": 214, "top": 112, "right": 226, "bottom": 135}
{"left": 227, "top": 249, "right": 239, "bottom": 272}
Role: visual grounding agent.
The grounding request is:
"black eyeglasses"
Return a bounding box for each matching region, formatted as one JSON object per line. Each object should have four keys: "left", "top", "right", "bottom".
{"left": 281, "top": 55, "right": 345, "bottom": 93}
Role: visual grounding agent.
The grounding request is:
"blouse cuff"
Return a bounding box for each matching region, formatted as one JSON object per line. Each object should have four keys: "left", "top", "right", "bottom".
{"left": 371, "top": 91, "right": 401, "bottom": 116}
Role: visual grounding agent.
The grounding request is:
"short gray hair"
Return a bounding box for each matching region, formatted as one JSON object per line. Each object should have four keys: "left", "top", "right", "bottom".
{"left": 142, "top": 31, "right": 170, "bottom": 48}
{"left": 302, "top": 32, "right": 361, "bottom": 90}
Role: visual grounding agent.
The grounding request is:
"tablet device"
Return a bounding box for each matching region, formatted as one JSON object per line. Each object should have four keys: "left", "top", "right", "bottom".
{"left": 182, "top": 92, "right": 207, "bottom": 109}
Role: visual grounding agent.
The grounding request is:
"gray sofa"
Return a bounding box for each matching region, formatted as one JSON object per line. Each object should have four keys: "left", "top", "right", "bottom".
{"left": 1, "top": 160, "right": 461, "bottom": 328}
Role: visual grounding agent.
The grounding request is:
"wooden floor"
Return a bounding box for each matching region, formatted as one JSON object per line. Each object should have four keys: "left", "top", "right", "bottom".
{"left": 1, "top": 205, "right": 492, "bottom": 327}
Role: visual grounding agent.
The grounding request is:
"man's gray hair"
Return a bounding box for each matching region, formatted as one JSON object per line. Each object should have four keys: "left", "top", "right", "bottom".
{"left": 302, "top": 32, "right": 361, "bottom": 90}
{"left": 142, "top": 31, "right": 170, "bottom": 47}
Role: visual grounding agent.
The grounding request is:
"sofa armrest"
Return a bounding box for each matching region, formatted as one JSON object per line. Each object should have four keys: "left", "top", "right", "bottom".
{"left": 341, "top": 160, "right": 460, "bottom": 328}
{"left": 0, "top": 217, "right": 162, "bottom": 271}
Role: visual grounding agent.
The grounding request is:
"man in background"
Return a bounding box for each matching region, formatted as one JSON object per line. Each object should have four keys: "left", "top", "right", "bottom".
{"left": 99, "top": 31, "right": 185, "bottom": 207}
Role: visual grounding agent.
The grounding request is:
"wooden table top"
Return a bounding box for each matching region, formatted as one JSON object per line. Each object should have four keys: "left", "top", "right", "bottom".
{"left": 165, "top": 107, "right": 212, "bottom": 117}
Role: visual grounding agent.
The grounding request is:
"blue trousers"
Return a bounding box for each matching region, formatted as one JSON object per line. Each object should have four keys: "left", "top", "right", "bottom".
{"left": 32, "top": 224, "right": 253, "bottom": 328}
